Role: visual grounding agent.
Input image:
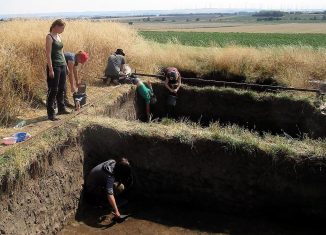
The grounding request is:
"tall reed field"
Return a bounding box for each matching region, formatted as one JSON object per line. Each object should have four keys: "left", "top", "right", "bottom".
{"left": 1, "top": 20, "right": 326, "bottom": 126}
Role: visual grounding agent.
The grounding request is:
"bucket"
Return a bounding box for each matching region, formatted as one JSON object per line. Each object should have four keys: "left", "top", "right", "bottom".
{"left": 167, "top": 95, "right": 177, "bottom": 106}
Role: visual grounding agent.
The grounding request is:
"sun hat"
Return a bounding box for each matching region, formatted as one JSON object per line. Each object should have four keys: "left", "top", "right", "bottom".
{"left": 115, "top": 48, "right": 125, "bottom": 56}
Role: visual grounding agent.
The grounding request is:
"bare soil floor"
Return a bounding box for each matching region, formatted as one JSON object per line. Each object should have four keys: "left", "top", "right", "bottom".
{"left": 134, "top": 22, "right": 326, "bottom": 33}
{"left": 59, "top": 201, "right": 323, "bottom": 235}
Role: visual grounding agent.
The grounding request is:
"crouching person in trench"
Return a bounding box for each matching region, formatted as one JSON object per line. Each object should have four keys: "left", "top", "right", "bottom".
{"left": 84, "top": 158, "right": 132, "bottom": 221}
{"left": 129, "top": 75, "right": 157, "bottom": 122}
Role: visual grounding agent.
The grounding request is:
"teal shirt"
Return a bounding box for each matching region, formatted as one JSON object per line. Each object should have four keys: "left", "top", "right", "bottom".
{"left": 137, "top": 83, "right": 152, "bottom": 104}
{"left": 49, "top": 34, "right": 66, "bottom": 66}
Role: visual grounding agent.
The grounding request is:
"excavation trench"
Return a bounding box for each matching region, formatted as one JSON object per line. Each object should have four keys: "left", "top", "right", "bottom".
{"left": 179, "top": 69, "right": 279, "bottom": 86}
{"left": 137, "top": 83, "right": 326, "bottom": 139}
{"left": 0, "top": 84, "right": 326, "bottom": 234}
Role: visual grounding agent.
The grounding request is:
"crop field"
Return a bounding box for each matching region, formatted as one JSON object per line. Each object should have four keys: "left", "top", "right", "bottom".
{"left": 140, "top": 31, "right": 326, "bottom": 47}
{"left": 133, "top": 22, "right": 326, "bottom": 33}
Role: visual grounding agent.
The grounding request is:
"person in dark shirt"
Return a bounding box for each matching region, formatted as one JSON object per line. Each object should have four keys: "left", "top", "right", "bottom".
{"left": 164, "top": 67, "right": 182, "bottom": 96}
{"left": 103, "top": 49, "right": 126, "bottom": 85}
{"left": 164, "top": 67, "right": 182, "bottom": 116}
{"left": 85, "top": 158, "right": 132, "bottom": 219}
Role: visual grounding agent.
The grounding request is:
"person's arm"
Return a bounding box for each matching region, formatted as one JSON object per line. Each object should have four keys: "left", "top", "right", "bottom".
{"left": 45, "top": 35, "right": 54, "bottom": 78}
{"left": 67, "top": 61, "right": 76, "bottom": 93}
{"left": 146, "top": 103, "right": 151, "bottom": 122}
{"left": 146, "top": 81, "right": 153, "bottom": 93}
{"left": 119, "top": 57, "right": 126, "bottom": 76}
{"left": 107, "top": 194, "right": 120, "bottom": 217}
{"left": 73, "top": 65, "right": 79, "bottom": 86}
{"left": 175, "top": 76, "right": 182, "bottom": 92}
{"left": 164, "top": 78, "right": 175, "bottom": 93}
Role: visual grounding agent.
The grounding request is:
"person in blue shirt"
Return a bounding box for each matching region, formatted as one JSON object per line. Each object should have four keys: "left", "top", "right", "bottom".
{"left": 64, "top": 51, "right": 89, "bottom": 107}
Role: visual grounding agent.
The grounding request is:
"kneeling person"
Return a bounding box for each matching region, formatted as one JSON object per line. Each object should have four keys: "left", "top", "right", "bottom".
{"left": 85, "top": 158, "right": 132, "bottom": 219}
{"left": 104, "top": 49, "right": 126, "bottom": 85}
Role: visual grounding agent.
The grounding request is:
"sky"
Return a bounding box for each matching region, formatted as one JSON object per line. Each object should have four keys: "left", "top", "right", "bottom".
{"left": 0, "top": 0, "right": 326, "bottom": 15}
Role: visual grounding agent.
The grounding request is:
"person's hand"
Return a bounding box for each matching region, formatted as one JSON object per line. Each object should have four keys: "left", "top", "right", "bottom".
{"left": 119, "top": 71, "right": 126, "bottom": 77}
{"left": 66, "top": 67, "right": 70, "bottom": 75}
{"left": 112, "top": 211, "right": 121, "bottom": 218}
{"left": 71, "top": 86, "right": 77, "bottom": 93}
{"left": 173, "top": 89, "right": 178, "bottom": 94}
{"left": 49, "top": 69, "right": 54, "bottom": 78}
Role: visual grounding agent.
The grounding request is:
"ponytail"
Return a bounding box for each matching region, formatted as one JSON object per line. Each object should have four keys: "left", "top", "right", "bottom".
{"left": 49, "top": 19, "right": 66, "bottom": 32}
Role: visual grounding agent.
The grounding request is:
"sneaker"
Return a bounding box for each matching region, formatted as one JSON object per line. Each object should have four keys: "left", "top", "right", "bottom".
{"left": 57, "top": 109, "right": 71, "bottom": 115}
{"left": 48, "top": 116, "right": 60, "bottom": 121}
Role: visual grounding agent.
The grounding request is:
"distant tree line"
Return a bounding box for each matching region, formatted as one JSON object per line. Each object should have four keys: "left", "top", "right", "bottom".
{"left": 253, "top": 11, "right": 285, "bottom": 17}
{"left": 257, "top": 17, "right": 282, "bottom": 21}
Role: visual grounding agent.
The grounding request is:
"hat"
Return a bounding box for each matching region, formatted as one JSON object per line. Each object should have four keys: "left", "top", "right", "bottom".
{"left": 115, "top": 48, "right": 125, "bottom": 56}
{"left": 78, "top": 51, "right": 89, "bottom": 64}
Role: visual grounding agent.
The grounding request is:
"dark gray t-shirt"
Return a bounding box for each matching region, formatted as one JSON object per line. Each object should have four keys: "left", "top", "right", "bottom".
{"left": 105, "top": 54, "right": 126, "bottom": 77}
{"left": 85, "top": 160, "right": 116, "bottom": 195}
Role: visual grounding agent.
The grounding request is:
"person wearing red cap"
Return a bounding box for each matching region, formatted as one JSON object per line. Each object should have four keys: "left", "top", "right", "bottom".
{"left": 64, "top": 51, "right": 89, "bottom": 107}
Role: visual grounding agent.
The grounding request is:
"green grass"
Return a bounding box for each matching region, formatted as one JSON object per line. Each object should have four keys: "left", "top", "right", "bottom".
{"left": 140, "top": 31, "right": 326, "bottom": 48}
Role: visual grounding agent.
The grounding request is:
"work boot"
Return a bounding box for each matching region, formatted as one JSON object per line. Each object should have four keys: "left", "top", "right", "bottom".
{"left": 57, "top": 109, "right": 71, "bottom": 115}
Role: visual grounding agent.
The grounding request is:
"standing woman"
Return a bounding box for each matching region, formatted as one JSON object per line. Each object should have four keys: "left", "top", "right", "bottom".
{"left": 45, "top": 19, "right": 70, "bottom": 121}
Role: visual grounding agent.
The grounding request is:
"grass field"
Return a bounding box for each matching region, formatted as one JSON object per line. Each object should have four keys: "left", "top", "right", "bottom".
{"left": 140, "top": 31, "right": 326, "bottom": 47}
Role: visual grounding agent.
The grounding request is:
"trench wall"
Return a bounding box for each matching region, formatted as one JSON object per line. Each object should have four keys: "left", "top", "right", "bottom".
{"left": 0, "top": 88, "right": 138, "bottom": 235}
{"left": 143, "top": 83, "right": 326, "bottom": 138}
{"left": 1, "top": 83, "right": 325, "bottom": 235}
{"left": 0, "top": 142, "right": 84, "bottom": 235}
{"left": 81, "top": 124, "right": 326, "bottom": 217}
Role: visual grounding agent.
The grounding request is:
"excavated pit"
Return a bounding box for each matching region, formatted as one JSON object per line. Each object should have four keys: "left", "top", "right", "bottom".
{"left": 62, "top": 122, "right": 326, "bottom": 234}
{"left": 1, "top": 84, "right": 326, "bottom": 234}
{"left": 136, "top": 83, "right": 326, "bottom": 139}
{"left": 179, "top": 69, "right": 279, "bottom": 86}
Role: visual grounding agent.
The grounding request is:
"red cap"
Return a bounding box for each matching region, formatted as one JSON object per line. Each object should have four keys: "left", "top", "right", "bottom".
{"left": 79, "top": 51, "right": 89, "bottom": 64}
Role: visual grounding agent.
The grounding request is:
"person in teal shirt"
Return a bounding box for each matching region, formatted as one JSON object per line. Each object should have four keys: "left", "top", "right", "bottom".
{"left": 130, "top": 76, "right": 156, "bottom": 121}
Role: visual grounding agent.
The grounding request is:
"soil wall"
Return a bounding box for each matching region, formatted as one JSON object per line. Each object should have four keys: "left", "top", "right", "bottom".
{"left": 146, "top": 83, "right": 326, "bottom": 138}
{"left": 82, "top": 124, "right": 326, "bottom": 218}
{"left": 0, "top": 142, "right": 84, "bottom": 235}
{"left": 0, "top": 88, "right": 138, "bottom": 235}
